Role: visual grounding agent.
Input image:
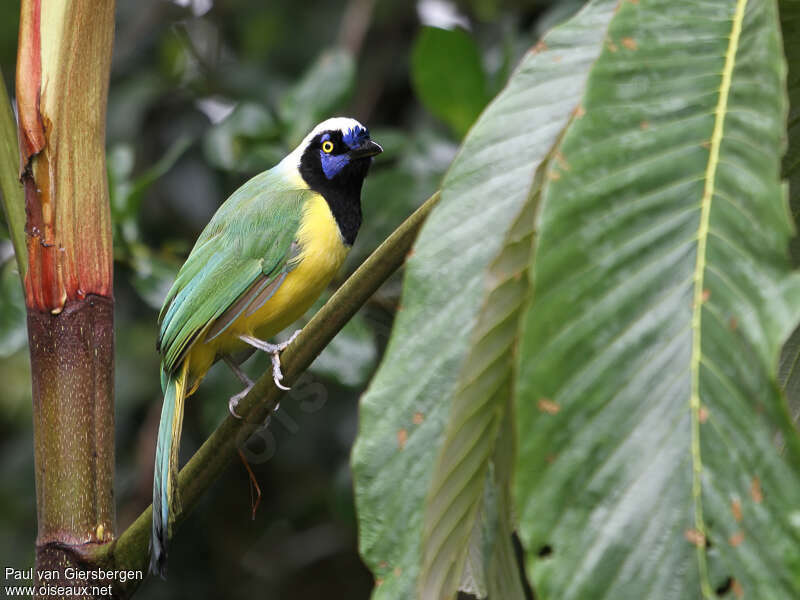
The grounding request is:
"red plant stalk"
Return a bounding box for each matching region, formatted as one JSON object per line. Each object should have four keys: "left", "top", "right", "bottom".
{"left": 16, "top": 1, "right": 117, "bottom": 598}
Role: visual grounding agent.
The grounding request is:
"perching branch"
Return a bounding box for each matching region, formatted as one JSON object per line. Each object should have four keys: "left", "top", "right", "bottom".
{"left": 96, "top": 190, "right": 441, "bottom": 597}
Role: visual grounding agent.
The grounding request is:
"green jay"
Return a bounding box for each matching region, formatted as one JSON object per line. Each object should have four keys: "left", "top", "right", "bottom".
{"left": 151, "top": 117, "right": 382, "bottom": 576}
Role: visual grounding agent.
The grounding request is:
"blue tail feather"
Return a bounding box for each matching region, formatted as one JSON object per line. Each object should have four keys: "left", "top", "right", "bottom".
{"left": 150, "top": 365, "right": 186, "bottom": 577}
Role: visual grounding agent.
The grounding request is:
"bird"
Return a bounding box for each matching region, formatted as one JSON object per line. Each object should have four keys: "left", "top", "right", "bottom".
{"left": 150, "top": 117, "right": 382, "bottom": 577}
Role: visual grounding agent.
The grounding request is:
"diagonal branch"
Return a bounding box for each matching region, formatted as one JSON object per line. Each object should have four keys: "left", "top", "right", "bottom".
{"left": 94, "top": 190, "right": 440, "bottom": 597}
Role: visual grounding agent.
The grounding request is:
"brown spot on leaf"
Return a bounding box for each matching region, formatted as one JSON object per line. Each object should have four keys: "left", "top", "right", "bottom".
{"left": 393, "top": 567, "right": 402, "bottom": 577}
{"left": 397, "top": 429, "right": 408, "bottom": 449}
{"left": 607, "top": 41, "right": 618, "bottom": 52}
{"left": 413, "top": 412, "right": 424, "bottom": 425}
{"left": 732, "top": 579, "right": 743, "bottom": 598}
{"left": 731, "top": 499, "right": 742, "bottom": 522}
{"left": 701, "top": 140, "right": 711, "bottom": 149}
{"left": 546, "top": 454, "right": 557, "bottom": 463}
{"left": 701, "top": 289, "right": 711, "bottom": 303}
{"left": 698, "top": 406, "right": 709, "bottom": 424}
{"left": 548, "top": 170, "right": 561, "bottom": 181}
{"left": 556, "top": 152, "right": 570, "bottom": 171}
{"left": 538, "top": 398, "right": 560, "bottom": 414}
{"left": 533, "top": 40, "right": 547, "bottom": 53}
{"left": 750, "top": 477, "right": 763, "bottom": 503}
{"left": 684, "top": 528, "right": 706, "bottom": 547}
{"left": 729, "top": 531, "right": 744, "bottom": 547}
{"left": 715, "top": 578, "right": 733, "bottom": 596}
{"left": 405, "top": 249, "right": 415, "bottom": 260}
{"left": 729, "top": 316, "right": 738, "bottom": 331}
{"left": 621, "top": 37, "right": 637, "bottom": 50}
{"left": 574, "top": 105, "right": 586, "bottom": 118}
{"left": 375, "top": 578, "right": 384, "bottom": 587}
{"left": 552, "top": 55, "right": 562, "bottom": 62}
{"left": 640, "top": 121, "right": 649, "bottom": 130}
{"left": 379, "top": 561, "right": 388, "bottom": 569}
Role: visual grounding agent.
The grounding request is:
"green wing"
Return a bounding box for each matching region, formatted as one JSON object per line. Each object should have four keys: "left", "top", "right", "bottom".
{"left": 158, "top": 168, "right": 312, "bottom": 373}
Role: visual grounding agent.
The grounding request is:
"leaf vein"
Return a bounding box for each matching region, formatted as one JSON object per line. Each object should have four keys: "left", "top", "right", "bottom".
{"left": 688, "top": 0, "right": 747, "bottom": 595}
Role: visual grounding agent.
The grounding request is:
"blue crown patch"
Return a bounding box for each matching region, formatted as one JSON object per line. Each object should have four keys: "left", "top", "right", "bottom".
{"left": 342, "top": 125, "right": 369, "bottom": 149}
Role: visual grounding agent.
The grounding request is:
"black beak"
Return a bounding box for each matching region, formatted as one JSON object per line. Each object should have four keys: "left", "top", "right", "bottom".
{"left": 348, "top": 139, "right": 383, "bottom": 160}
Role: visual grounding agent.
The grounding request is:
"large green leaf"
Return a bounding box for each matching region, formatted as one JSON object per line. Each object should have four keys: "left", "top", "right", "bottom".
{"left": 351, "top": 2, "right": 619, "bottom": 597}
{"left": 516, "top": 1, "right": 800, "bottom": 598}
{"left": 418, "top": 180, "right": 540, "bottom": 600}
{"left": 777, "top": 0, "right": 800, "bottom": 419}
{"left": 781, "top": 0, "right": 800, "bottom": 251}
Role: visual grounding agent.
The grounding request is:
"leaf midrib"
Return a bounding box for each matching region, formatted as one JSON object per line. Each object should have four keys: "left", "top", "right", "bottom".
{"left": 689, "top": 0, "right": 748, "bottom": 596}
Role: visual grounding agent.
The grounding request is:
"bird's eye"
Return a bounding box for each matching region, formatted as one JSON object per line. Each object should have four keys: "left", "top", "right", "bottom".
{"left": 322, "top": 141, "right": 334, "bottom": 153}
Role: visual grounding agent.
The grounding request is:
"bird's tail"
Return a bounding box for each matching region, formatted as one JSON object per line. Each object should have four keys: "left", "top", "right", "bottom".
{"left": 150, "top": 360, "right": 189, "bottom": 577}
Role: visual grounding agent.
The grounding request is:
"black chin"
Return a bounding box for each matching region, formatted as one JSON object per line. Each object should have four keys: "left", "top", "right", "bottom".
{"left": 342, "top": 156, "right": 373, "bottom": 183}
{"left": 298, "top": 148, "right": 372, "bottom": 246}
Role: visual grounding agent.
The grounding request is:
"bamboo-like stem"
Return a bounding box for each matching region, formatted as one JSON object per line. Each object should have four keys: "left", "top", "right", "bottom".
{"left": 18, "top": 0, "right": 115, "bottom": 312}
{"left": 15, "top": 2, "right": 117, "bottom": 598}
{"left": 97, "top": 191, "right": 440, "bottom": 597}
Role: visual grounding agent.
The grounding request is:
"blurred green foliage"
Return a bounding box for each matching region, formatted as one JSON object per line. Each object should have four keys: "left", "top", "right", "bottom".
{"left": 412, "top": 26, "right": 489, "bottom": 137}
{"left": 280, "top": 49, "right": 356, "bottom": 145}
{"left": 0, "top": 251, "right": 25, "bottom": 359}
{"left": 0, "top": 1, "right": 579, "bottom": 598}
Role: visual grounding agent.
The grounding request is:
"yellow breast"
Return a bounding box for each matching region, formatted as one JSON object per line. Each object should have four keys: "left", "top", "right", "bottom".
{"left": 188, "top": 194, "right": 349, "bottom": 384}
{"left": 242, "top": 192, "right": 349, "bottom": 338}
{"left": 187, "top": 191, "right": 349, "bottom": 382}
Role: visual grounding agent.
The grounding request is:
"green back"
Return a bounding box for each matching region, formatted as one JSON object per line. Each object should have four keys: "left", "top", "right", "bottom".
{"left": 158, "top": 164, "right": 313, "bottom": 373}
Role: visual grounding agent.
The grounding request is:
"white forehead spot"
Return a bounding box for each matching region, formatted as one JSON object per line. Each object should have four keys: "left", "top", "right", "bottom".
{"left": 308, "top": 117, "right": 366, "bottom": 140}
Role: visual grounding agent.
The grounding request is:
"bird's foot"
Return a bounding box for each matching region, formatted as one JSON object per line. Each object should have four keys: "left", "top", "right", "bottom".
{"left": 223, "top": 355, "right": 256, "bottom": 418}
{"left": 274, "top": 329, "right": 301, "bottom": 352}
{"left": 270, "top": 352, "right": 290, "bottom": 391}
{"left": 238, "top": 330, "right": 302, "bottom": 391}
{"left": 228, "top": 383, "right": 254, "bottom": 419}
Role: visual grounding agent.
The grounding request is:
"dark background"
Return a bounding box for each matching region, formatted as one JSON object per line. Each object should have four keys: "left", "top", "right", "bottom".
{"left": 0, "top": 1, "right": 580, "bottom": 597}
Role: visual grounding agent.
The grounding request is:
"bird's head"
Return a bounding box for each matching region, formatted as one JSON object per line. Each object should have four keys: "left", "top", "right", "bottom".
{"left": 291, "top": 117, "right": 382, "bottom": 193}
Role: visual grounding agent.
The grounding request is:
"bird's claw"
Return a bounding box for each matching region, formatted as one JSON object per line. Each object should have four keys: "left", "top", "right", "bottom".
{"left": 269, "top": 329, "right": 300, "bottom": 390}
{"left": 238, "top": 329, "right": 301, "bottom": 391}
{"left": 271, "top": 351, "right": 291, "bottom": 391}
{"left": 227, "top": 383, "right": 253, "bottom": 419}
{"left": 228, "top": 396, "right": 243, "bottom": 419}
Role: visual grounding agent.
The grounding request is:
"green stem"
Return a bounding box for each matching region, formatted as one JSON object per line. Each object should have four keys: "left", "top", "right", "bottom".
{"left": 99, "top": 191, "right": 440, "bottom": 595}
{"left": 0, "top": 66, "right": 26, "bottom": 277}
